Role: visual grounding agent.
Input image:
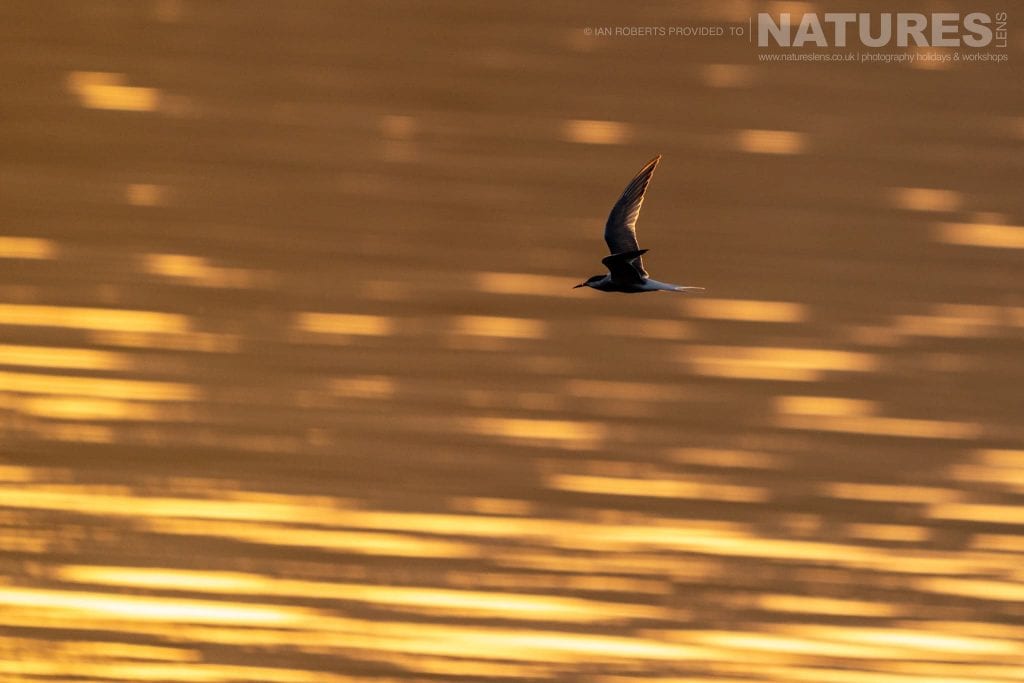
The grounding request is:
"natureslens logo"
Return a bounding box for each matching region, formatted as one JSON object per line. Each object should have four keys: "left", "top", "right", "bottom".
{"left": 579, "top": 11, "right": 1009, "bottom": 65}
{"left": 758, "top": 12, "right": 1008, "bottom": 48}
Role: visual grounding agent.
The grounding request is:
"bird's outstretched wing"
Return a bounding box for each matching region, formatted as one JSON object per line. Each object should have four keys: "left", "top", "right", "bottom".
{"left": 604, "top": 155, "right": 661, "bottom": 278}
{"left": 602, "top": 249, "right": 648, "bottom": 285}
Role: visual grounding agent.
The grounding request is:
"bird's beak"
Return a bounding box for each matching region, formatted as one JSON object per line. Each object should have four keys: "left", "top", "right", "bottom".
{"left": 572, "top": 283, "right": 585, "bottom": 289}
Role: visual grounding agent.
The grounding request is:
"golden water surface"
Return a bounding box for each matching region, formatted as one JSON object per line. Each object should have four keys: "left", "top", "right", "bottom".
{"left": 1, "top": 1, "right": 1022, "bottom": 681}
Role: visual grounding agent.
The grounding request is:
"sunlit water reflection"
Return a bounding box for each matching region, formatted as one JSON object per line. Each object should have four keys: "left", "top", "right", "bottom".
{"left": 1, "top": 1, "right": 1022, "bottom": 681}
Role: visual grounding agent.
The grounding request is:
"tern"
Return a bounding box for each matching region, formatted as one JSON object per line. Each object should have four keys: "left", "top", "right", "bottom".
{"left": 574, "top": 155, "right": 705, "bottom": 294}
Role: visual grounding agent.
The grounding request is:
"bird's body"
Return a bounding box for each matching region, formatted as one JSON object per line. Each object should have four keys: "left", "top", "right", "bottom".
{"left": 581, "top": 274, "right": 704, "bottom": 294}
{"left": 574, "top": 155, "right": 704, "bottom": 294}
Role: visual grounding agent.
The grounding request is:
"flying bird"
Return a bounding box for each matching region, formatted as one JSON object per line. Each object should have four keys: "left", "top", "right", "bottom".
{"left": 574, "top": 155, "right": 705, "bottom": 294}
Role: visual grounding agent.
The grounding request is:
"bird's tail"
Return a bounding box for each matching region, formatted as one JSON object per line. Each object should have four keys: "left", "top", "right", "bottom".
{"left": 644, "top": 279, "right": 705, "bottom": 293}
